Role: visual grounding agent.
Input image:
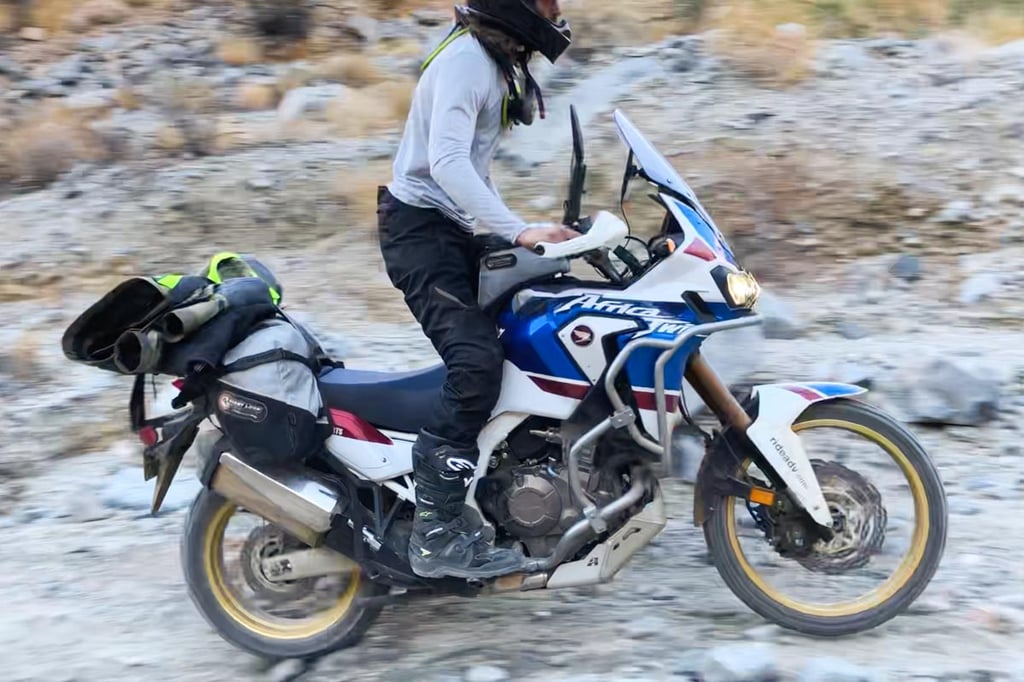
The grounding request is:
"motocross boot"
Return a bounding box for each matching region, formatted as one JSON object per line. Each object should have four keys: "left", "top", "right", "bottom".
{"left": 408, "top": 430, "right": 526, "bottom": 579}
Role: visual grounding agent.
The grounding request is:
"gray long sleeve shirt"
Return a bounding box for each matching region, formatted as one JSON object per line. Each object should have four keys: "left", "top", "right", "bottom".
{"left": 387, "top": 32, "right": 529, "bottom": 243}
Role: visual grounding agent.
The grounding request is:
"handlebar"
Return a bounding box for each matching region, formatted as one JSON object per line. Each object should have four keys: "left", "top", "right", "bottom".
{"left": 532, "top": 211, "right": 627, "bottom": 259}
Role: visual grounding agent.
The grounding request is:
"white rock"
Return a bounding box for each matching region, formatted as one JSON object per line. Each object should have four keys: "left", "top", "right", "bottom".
{"left": 701, "top": 643, "right": 777, "bottom": 682}
{"left": 19, "top": 26, "right": 48, "bottom": 41}
{"left": 797, "top": 657, "right": 883, "bottom": 682}
{"left": 276, "top": 84, "right": 346, "bottom": 123}
{"left": 755, "top": 291, "right": 804, "bottom": 339}
{"left": 973, "top": 605, "right": 1024, "bottom": 634}
{"left": 464, "top": 665, "right": 509, "bottom": 682}
{"left": 670, "top": 432, "right": 704, "bottom": 483}
{"left": 933, "top": 199, "right": 976, "bottom": 224}
{"left": 99, "top": 467, "right": 201, "bottom": 513}
{"left": 890, "top": 354, "right": 1003, "bottom": 426}
{"left": 344, "top": 15, "right": 378, "bottom": 43}
{"left": 266, "top": 659, "right": 306, "bottom": 682}
{"left": 529, "top": 195, "right": 557, "bottom": 211}
{"left": 623, "top": 615, "right": 667, "bottom": 639}
{"left": 246, "top": 177, "right": 273, "bottom": 191}
{"left": 776, "top": 22, "right": 807, "bottom": 39}
{"left": 959, "top": 271, "right": 1004, "bottom": 304}
{"left": 983, "top": 183, "right": 1024, "bottom": 207}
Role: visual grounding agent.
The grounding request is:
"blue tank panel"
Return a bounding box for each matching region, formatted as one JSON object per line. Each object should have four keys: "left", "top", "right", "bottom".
{"left": 497, "top": 301, "right": 587, "bottom": 382}
{"left": 496, "top": 287, "right": 755, "bottom": 409}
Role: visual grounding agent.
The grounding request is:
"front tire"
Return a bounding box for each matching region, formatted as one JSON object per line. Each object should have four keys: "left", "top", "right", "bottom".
{"left": 703, "top": 398, "right": 948, "bottom": 637}
{"left": 181, "top": 489, "right": 386, "bottom": 659}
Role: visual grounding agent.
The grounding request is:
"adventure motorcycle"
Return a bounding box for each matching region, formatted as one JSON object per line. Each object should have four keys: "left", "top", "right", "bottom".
{"left": 130, "top": 106, "right": 948, "bottom": 659}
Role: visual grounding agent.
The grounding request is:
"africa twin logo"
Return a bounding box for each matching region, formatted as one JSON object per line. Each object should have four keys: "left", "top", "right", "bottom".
{"left": 555, "top": 294, "right": 663, "bottom": 318}
{"left": 554, "top": 295, "right": 693, "bottom": 335}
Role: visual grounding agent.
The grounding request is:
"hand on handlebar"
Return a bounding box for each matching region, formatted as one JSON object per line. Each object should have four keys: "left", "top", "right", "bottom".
{"left": 515, "top": 224, "right": 582, "bottom": 250}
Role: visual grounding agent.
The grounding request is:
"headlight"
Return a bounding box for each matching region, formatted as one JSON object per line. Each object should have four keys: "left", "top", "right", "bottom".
{"left": 726, "top": 272, "right": 761, "bottom": 308}
{"left": 712, "top": 266, "right": 761, "bottom": 308}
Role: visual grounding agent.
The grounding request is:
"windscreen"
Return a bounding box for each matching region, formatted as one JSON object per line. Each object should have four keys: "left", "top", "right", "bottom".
{"left": 612, "top": 109, "right": 724, "bottom": 237}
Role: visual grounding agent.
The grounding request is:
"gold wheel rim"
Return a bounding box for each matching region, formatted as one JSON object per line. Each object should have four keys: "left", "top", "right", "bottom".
{"left": 203, "top": 500, "right": 361, "bottom": 640}
{"left": 725, "top": 418, "right": 930, "bottom": 618}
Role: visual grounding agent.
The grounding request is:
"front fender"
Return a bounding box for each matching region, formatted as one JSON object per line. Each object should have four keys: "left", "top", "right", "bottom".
{"left": 693, "top": 382, "right": 867, "bottom": 528}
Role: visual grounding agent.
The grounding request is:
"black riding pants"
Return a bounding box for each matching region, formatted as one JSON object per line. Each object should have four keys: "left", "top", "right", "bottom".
{"left": 376, "top": 187, "right": 504, "bottom": 452}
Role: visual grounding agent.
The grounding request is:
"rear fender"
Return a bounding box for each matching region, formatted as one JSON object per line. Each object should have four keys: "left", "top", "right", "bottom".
{"left": 693, "top": 382, "right": 867, "bottom": 528}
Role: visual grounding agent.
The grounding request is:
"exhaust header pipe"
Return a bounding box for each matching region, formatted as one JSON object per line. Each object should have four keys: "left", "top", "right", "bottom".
{"left": 210, "top": 452, "right": 343, "bottom": 548}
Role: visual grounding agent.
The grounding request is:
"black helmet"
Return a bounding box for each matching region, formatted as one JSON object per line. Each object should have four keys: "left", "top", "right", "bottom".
{"left": 457, "top": 0, "right": 572, "bottom": 63}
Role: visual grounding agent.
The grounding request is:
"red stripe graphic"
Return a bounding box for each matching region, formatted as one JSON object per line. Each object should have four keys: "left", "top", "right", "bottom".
{"left": 683, "top": 239, "right": 717, "bottom": 261}
{"left": 328, "top": 409, "right": 393, "bottom": 445}
{"left": 528, "top": 374, "right": 682, "bottom": 413}
{"left": 634, "top": 390, "right": 680, "bottom": 412}
{"left": 529, "top": 375, "right": 591, "bottom": 399}
{"left": 781, "top": 385, "right": 824, "bottom": 402}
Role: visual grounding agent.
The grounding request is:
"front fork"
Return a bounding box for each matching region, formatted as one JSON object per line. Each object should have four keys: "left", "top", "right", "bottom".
{"left": 683, "top": 351, "right": 837, "bottom": 534}
{"left": 684, "top": 351, "right": 753, "bottom": 432}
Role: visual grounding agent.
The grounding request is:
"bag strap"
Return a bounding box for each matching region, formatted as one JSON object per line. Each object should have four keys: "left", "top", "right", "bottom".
{"left": 129, "top": 373, "right": 146, "bottom": 433}
{"left": 275, "top": 308, "right": 343, "bottom": 370}
{"left": 219, "top": 348, "right": 320, "bottom": 375}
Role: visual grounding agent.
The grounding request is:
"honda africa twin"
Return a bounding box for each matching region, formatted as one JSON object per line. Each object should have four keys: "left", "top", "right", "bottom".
{"left": 122, "top": 106, "right": 948, "bottom": 659}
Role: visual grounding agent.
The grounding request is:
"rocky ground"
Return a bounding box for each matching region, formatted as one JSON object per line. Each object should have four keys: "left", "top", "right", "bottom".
{"left": 3, "top": 5, "right": 1024, "bottom": 681}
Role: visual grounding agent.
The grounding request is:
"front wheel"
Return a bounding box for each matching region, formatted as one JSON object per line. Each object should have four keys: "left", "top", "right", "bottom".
{"left": 181, "top": 489, "right": 386, "bottom": 659}
{"left": 703, "top": 398, "right": 948, "bottom": 637}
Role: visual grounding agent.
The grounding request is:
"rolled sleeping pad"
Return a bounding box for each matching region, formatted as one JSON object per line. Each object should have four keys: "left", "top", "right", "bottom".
{"left": 160, "top": 296, "right": 228, "bottom": 343}
{"left": 158, "top": 277, "right": 269, "bottom": 343}
{"left": 62, "top": 275, "right": 212, "bottom": 373}
{"left": 113, "top": 329, "right": 164, "bottom": 375}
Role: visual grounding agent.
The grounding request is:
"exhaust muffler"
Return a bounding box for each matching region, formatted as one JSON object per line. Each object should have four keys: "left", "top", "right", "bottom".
{"left": 210, "top": 451, "right": 343, "bottom": 548}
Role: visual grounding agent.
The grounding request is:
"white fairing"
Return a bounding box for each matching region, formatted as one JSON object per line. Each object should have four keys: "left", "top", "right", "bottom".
{"left": 324, "top": 431, "right": 415, "bottom": 483}
{"left": 745, "top": 385, "right": 855, "bottom": 527}
{"left": 557, "top": 316, "right": 641, "bottom": 383}
{"left": 490, "top": 361, "right": 583, "bottom": 419}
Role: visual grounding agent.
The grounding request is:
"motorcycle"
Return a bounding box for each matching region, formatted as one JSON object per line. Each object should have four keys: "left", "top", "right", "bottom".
{"left": 134, "top": 105, "right": 948, "bottom": 659}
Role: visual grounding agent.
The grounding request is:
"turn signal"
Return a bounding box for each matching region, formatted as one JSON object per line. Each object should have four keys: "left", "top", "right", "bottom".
{"left": 749, "top": 487, "right": 775, "bottom": 506}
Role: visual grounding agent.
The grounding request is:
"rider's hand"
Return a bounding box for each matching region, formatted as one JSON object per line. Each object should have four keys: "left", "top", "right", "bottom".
{"left": 516, "top": 225, "right": 582, "bottom": 250}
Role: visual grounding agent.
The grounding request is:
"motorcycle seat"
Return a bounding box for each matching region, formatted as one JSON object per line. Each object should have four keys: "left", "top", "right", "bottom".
{"left": 317, "top": 363, "right": 445, "bottom": 435}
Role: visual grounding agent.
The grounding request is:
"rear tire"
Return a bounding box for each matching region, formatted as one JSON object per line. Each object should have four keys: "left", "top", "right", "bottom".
{"left": 181, "top": 489, "right": 386, "bottom": 659}
{"left": 703, "top": 398, "right": 948, "bottom": 637}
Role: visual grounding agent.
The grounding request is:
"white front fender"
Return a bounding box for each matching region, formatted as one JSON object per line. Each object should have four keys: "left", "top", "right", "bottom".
{"left": 745, "top": 382, "right": 868, "bottom": 527}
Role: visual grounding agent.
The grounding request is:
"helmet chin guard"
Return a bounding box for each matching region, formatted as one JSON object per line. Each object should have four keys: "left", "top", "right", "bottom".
{"left": 456, "top": 0, "right": 572, "bottom": 64}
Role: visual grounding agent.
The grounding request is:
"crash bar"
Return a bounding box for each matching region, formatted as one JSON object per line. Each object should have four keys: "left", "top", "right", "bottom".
{"left": 600, "top": 313, "right": 764, "bottom": 476}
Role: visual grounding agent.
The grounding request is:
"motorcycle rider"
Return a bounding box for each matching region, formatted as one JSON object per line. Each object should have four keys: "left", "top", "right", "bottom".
{"left": 376, "top": 0, "right": 580, "bottom": 579}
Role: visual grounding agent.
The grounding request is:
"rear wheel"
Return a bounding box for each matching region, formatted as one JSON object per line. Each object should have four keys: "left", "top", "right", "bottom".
{"left": 703, "top": 398, "right": 948, "bottom": 636}
{"left": 181, "top": 489, "right": 386, "bottom": 659}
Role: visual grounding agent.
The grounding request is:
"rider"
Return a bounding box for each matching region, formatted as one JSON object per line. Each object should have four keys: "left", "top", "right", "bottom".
{"left": 377, "top": 0, "right": 580, "bottom": 579}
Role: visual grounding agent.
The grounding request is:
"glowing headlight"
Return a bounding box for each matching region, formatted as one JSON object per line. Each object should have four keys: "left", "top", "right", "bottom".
{"left": 711, "top": 266, "right": 761, "bottom": 309}
{"left": 726, "top": 272, "right": 761, "bottom": 308}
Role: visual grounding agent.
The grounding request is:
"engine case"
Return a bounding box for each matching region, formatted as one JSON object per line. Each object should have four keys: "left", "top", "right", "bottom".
{"left": 478, "top": 462, "right": 583, "bottom": 557}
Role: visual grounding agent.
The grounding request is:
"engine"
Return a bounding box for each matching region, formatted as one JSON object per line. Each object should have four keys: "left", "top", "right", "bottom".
{"left": 477, "top": 461, "right": 582, "bottom": 557}
{"left": 475, "top": 421, "right": 625, "bottom": 558}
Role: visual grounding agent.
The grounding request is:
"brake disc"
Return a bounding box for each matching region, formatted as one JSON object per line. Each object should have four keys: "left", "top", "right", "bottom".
{"left": 793, "top": 459, "right": 888, "bottom": 574}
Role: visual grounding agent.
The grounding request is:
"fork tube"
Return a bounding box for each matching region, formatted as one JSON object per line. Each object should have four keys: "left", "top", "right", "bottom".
{"left": 684, "top": 351, "right": 752, "bottom": 431}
